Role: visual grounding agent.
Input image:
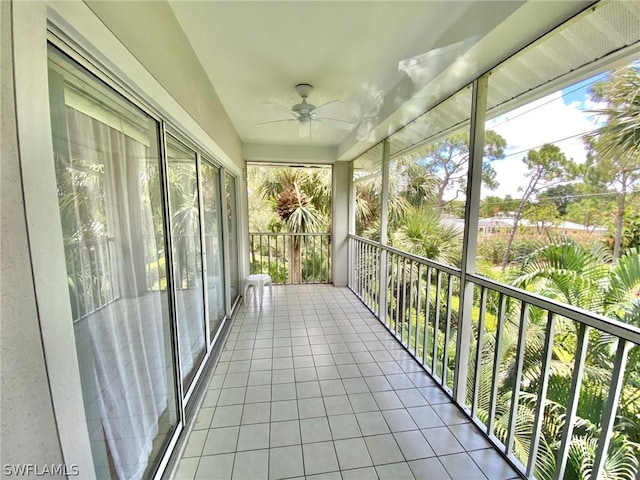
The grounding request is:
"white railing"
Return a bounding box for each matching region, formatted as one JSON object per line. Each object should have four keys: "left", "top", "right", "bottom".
{"left": 65, "top": 237, "right": 118, "bottom": 322}
{"left": 249, "top": 232, "right": 331, "bottom": 284}
{"left": 349, "top": 234, "right": 640, "bottom": 480}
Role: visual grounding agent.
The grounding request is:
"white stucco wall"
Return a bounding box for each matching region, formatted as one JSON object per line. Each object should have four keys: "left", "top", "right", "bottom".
{"left": 85, "top": 0, "right": 244, "bottom": 172}
{"left": 0, "top": 1, "right": 66, "bottom": 473}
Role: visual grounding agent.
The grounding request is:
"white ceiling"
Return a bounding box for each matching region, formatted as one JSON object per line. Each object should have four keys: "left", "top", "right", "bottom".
{"left": 169, "top": 1, "right": 593, "bottom": 162}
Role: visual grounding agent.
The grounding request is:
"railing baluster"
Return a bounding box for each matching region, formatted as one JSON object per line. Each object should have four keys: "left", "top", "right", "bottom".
{"left": 423, "top": 267, "right": 432, "bottom": 366}
{"left": 373, "top": 245, "right": 378, "bottom": 315}
{"left": 506, "top": 301, "right": 529, "bottom": 456}
{"left": 488, "top": 292, "right": 506, "bottom": 436}
{"left": 554, "top": 323, "right": 590, "bottom": 480}
{"left": 431, "top": 271, "right": 442, "bottom": 378}
{"left": 395, "top": 254, "right": 402, "bottom": 336}
{"left": 259, "top": 234, "right": 263, "bottom": 274}
{"left": 267, "top": 235, "right": 271, "bottom": 278}
{"left": 364, "top": 243, "right": 369, "bottom": 305}
{"left": 388, "top": 253, "right": 395, "bottom": 329}
{"left": 68, "top": 246, "right": 81, "bottom": 319}
{"left": 408, "top": 261, "right": 414, "bottom": 351}
{"left": 591, "top": 339, "right": 632, "bottom": 479}
{"left": 354, "top": 240, "right": 359, "bottom": 294}
{"left": 415, "top": 263, "right": 422, "bottom": 356}
{"left": 401, "top": 257, "right": 408, "bottom": 344}
{"left": 527, "top": 311, "right": 556, "bottom": 477}
{"left": 319, "top": 235, "right": 323, "bottom": 283}
{"left": 471, "top": 285, "right": 487, "bottom": 418}
{"left": 358, "top": 241, "right": 363, "bottom": 297}
{"left": 442, "top": 273, "right": 453, "bottom": 389}
{"left": 274, "top": 235, "right": 277, "bottom": 280}
{"left": 327, "top": 235, "right": 331, "bottom": 283}
{"left": 360, "top": 241, "right": 364, "bottom": 297}
{"left": 368, "top": 243, "right": 373, "bottom": 307}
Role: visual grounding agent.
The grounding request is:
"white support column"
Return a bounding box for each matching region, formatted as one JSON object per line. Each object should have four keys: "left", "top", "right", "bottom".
{"left": 378, "top": 140, "right": 390, "bottom": 324}
{"left": 454, "top": 75, "right": 488, "bottom": 404}
{"left": 332, "top": 161, "right": 351, "bottom": 287}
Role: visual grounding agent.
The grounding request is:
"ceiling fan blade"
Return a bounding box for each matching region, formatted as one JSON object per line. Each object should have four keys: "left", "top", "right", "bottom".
{"left": 255, "top": 118, "right": 298, "bottom": 126}
{"left": 312, "top": 100, "right": 344, "bottom": 115}
{"left": 314, "top": 116, "right": 355, "bottom": 130}
{"left": 262, "top": 101, "right": 297, "bottom": 118}
{"left": 298, "top": 122, "right": 311, "bottom": 138}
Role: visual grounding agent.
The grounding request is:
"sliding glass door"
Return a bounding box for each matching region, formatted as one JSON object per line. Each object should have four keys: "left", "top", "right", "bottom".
{"left": 48, "top": 47, "right": 179, "bottom": 480}
{"left": 166, "top": 137, "right": 206, "bottom": 391}
{"left": 201, "top": 161, "right": 226, "bottom": 338}
{"left": 225, "top": 173, "right": 240, "bottom": 305}
{"left": 47, "top": 42, "right": 241, "bottom": 479}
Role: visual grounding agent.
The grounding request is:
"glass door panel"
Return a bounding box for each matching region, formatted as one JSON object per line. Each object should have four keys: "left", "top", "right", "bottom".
{"left": 166, "top": 136, "right": 206, "bottom": 391}
{"left": 201, "top": 161, "right": 226, "bottom": 338}
{"left": 225, "top": 173, "right": 240, "bottom": 304}
{"left": 48, "top": 47, "right": 178, "bottom": 480}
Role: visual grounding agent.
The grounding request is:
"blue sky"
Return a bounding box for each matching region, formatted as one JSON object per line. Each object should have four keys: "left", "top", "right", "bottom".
{"left": 483, "top": 71, "right": 608, "bottom": 199}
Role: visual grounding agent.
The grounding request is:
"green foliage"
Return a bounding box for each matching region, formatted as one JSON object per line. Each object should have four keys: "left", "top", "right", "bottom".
{"left": 391, "top": 207, "right": 463, "bottom": 267}
{"left": 405, "top": 130, "right": 506, "bottom": 213}
{"left": 250, "top": 259, "right": 287, "bottom": 283}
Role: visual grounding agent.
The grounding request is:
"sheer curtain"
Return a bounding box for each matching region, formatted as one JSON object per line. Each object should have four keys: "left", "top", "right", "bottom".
{"left": 50, "top": 51, "right": 178, "bottom": 480}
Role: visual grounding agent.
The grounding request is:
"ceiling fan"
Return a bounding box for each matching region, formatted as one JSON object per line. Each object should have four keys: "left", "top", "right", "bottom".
{"left": 257, "top": 83, "right": 354, "bottom": 138}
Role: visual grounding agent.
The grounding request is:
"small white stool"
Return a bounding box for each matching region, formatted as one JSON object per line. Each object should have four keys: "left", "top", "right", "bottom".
{"left": 243, "top": 274, "right": 273, "bottom": 305}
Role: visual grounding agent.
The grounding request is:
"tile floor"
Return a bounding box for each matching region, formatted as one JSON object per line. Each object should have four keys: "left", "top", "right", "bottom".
{"left": 174, "top": 285, "right": 520, "bottom": 480}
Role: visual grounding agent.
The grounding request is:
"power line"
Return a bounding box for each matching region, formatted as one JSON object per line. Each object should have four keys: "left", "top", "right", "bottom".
{"left": 495, "top": 128, "right": 601, "bottom": 161}
{"left": 488, "top": 76, "right": 603, "bottom": 129}
{"left": 480, "top": 189, "right": 640, "bottom": 206}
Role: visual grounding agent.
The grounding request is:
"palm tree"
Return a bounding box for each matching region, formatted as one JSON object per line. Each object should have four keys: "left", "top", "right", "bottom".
{"left": 391, "top": 207, "right": 463, "bottom": 266}
{"left": 586, "top": 65, "right": 640, "bottom": 260}
{"left": 505, "top": 240, "right": 640, "bottom": 479}
{"left": 260, "top": 168, "right": 328, "bottom": 282}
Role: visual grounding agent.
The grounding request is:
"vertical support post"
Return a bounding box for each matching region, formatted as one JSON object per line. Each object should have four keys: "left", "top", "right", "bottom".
{"left": 454, "top": 75, "right": 488, "bottom": 404}
{"left": 378, "top": 139, "right": 390, "bottom": 325}
{"left": 332, "top": 162, "right": 351, "bottom": 286}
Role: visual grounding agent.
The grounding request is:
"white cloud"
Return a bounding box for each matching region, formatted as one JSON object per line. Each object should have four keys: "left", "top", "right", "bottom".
{"left": 485, "top": 90, "right": 600, "bottom": 198}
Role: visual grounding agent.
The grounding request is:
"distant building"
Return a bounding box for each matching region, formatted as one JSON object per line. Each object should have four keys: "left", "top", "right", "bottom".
{"left": 440, "top": 215, "right": 607, "bottom": 238}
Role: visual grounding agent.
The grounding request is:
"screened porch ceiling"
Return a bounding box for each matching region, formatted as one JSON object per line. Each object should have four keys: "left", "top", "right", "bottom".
{"left": 167, "top": 0, "right": 623, "bottom": 163}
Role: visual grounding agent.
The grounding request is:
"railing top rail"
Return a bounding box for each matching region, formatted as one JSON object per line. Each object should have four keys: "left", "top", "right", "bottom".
{"left": 64, "top": 237, "right": 116, "bottom": 248}
{"left": 250, "top": 232, "right": 331, "bottom": 236}
{"left": 349, "top": 234, "right": 462, "bottom": 277}
{"left": 469, "top": 273, "right": 640, "bottom": 345}
{"left": 349, "top": 234, "right": 640, "bottom": 345}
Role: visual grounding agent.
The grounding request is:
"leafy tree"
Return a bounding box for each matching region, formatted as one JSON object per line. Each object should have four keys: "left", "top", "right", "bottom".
{"left": 538, "top": 184, "right": 581, "bottom": 216}
{"left": 565, "top": 197, "right": 611, "bottom": 233}
{"left": 586, "top": 65, "right": 640, "bottom": 260}
{"left": 480, "top": 194, "right": 520, "bottom": 218}
{"left": 408, "top": 130, "right": 506, "bottom": 214}
{"left": 521, "top": 201, "right": 560, "bottom": 235}
{"left": 501, "top": 144, "right": 576, "bottom": 271}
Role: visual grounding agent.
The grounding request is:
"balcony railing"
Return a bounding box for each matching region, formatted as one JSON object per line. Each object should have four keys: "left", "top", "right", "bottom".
{"left": 249, "top": 232, "right": 331, "bottom": 284}
{"left": 349, "top": 234, "right": 640, "bottom": 480}
{"left": 65, "top": 237, "right": 119, "bottom": 322}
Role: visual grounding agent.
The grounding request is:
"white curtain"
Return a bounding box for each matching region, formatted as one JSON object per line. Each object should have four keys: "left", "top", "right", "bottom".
{"left": 166, "top": 149, "right": 207, "bottom": 385}
{"left": 64, "top": 108, "right": 173, "bottom": 480}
